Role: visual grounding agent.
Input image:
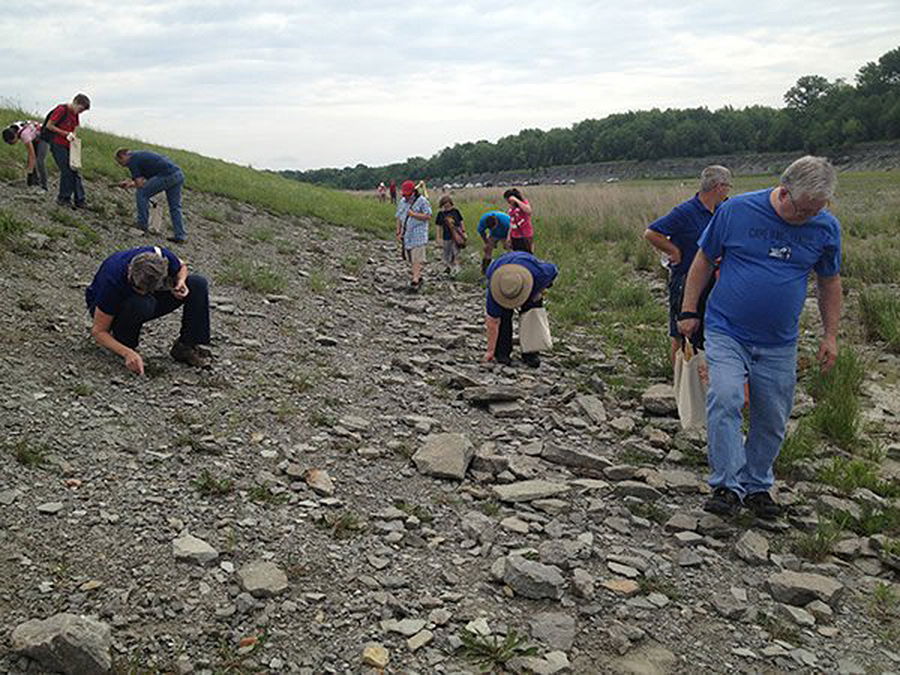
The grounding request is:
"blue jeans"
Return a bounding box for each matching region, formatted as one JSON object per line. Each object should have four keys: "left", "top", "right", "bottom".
{"left": 137, "top": 170, "right": 185, "bottom": 240}
{"left": 50, "top": 143, "right": 85, "bottom": 205}
{"left": 705, "top": 330, "right": 797, "bottom": 497}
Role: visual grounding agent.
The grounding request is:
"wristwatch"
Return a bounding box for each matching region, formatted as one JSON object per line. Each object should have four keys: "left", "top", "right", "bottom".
{"left": 677, "top": 311, "right": 701, "bottom": 321}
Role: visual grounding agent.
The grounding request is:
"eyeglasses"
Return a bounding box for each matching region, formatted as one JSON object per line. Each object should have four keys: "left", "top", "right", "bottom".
{"left": 785, "top": 189, "right": 826, "bottom": 220}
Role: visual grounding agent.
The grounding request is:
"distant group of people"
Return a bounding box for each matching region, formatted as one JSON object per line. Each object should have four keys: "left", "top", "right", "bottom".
{"left": 392, "top": 179, "right": 555, "bottom": 367}
{"left": 646, "top": 157, "right": 842, "bottom": 521}
{"left": 3, "top": 93, "right": 189, "bottom": 243}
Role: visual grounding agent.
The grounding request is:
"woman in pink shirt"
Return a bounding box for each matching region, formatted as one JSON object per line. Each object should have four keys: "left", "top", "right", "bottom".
{"left": 2, "top": 120, "right": 49, "bottom": 191}
{"left": 503, "top": 188, "right": 534, "bottom": 252}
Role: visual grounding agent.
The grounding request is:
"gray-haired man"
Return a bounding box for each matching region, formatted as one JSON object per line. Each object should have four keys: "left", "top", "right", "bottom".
{"left": 644, "top": 165, "right": 732, "bottom": 362}
{"left": 678, "top": 156, "right": 842, "bottom": 519}
{"left": 85, "top": 246, "right": 211, "bottom": 375}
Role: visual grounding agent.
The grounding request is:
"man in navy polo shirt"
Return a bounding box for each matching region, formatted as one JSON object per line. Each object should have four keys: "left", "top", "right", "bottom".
{"left": 644, "top": 165, "right": 732, "bottom": 362}
{"left": 115, "top": 148, "right": 188, "bottom": 243}
{"left": 86, "top": 246, "right": 211, "bottom": 375}
{"left": 484, "top": 251, "right": 558, "bottom": 368}
{"left": 678, "top": 156, "right": 842, "bottom": 519}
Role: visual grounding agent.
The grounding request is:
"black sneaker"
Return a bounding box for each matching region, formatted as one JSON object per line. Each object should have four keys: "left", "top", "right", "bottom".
{"left": 704, "top": 487, "right": 741, "bottom": 516}
{"left": 521, "top": 353, "right": 541, "bottom": 368}
{"left": 744, "top": 491, "right": 782, "bottom": 520}
{"left": 167, "top": 237, "right": 186, "bottom": 244}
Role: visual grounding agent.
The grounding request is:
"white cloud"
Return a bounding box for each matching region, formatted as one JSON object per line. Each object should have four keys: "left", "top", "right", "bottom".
{"left": 1, "top": 0, "right": 898, "bottom": 169}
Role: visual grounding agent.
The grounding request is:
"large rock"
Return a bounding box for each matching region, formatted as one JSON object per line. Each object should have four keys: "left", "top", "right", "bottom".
{"left": 462, "top": 386, "right": 521, "bottom": 404}
{"left": 236, "top": 561, "right": 289, "bottom": 598}
{"left": 641, "top": 384, "right": 677, "bottom": 416}
{"left": 530, "top": 612, "right": 576, "bottom": 651}
{"left": 766, "top": 570, "right": 845, "bottom": 608}
{"left": 613, "top": 481, "right": 662, "bottom": 501}
{"left": 503, "top": 555, "right": 566, "bottom": 599}
{"left": 11, "top": 613, "right": 112, "bottom": 674}
{"left": 735, "top": 530, "right": 769, "bottom": 565}
{"left": 172, "top": 534, "right": 218, "bottom": 564}
{"left": 541, "top": 443, "right": 612, "bottom": 474}
{"left": 412, "top": 433, "right": 474, "bottom": 480}
{"left": 576, "top": 395, "right": 607, "bottom": 425}
{"left": 493, "top": 480, "right": 570, "bottom": 503}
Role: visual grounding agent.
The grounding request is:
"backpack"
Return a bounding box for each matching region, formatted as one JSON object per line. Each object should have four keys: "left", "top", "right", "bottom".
{"left": 39, "top": 104, "right": 68, "bottom": 143}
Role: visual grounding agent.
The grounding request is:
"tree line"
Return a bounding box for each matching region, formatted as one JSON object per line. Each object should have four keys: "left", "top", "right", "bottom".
{"left": 282, "top": 47, "right": 900, "bottom": 190}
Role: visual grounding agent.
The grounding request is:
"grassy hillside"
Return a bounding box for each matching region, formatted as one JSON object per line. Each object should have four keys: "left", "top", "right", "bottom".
{"left": 0, "top": 107, "right": 397, "bottom": 236}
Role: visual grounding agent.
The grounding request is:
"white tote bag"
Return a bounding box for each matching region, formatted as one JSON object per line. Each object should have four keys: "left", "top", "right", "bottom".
{"left": 519, "top": 307, "right": 553, "bottom": 353}
{"left": 69, "top": 137, "right": 82, "bottom": 170}
{"left": 148, "top": 199, "right": 164, "bottom": 234}
{"left": 674, "top": 341, "right": 708, "bottom": 429}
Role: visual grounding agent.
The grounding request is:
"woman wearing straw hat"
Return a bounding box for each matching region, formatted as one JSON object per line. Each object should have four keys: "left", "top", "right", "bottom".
{"left": 485, "top": 251, "right": 558, "bottom": 367}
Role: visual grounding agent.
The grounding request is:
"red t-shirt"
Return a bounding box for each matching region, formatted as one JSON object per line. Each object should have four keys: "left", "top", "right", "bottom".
{"left": 48, "top": 104, "right": 79, "bottom": 147}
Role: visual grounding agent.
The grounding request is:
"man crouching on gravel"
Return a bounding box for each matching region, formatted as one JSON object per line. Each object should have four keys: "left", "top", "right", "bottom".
{"left": 86, "top": 246, "right": 211, "bottom": 375}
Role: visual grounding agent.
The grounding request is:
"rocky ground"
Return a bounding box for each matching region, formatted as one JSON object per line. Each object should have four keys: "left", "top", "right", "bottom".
{"left": 0, "top": 176, "right": 899, "bottom": 675}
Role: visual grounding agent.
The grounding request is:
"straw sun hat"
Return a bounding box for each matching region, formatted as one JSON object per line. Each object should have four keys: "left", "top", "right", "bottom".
{"left": 490, "top": 264, "right": 534, "bottom": 309}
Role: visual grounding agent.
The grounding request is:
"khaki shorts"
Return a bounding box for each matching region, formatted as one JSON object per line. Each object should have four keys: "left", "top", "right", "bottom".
{"left": 407, "top": 245, "right": 426, "bottom": 264}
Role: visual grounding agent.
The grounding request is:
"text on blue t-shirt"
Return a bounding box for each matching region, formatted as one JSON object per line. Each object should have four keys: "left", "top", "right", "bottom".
{"left": 699, "top": 188, "right": 841, "bottom": 347}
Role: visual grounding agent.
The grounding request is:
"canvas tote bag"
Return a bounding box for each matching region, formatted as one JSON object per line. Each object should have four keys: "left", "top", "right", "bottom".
{"left": 674, "top": 340, "right": 708, "bottom": 429}
{"left": 519, "top": 306, "right": 553, "bottom": 353}
{"left": 69, "top": 137, "right": 82, "bottom": 169}
{"left": 148, "top": 199, "right": 164, "bottom": 234}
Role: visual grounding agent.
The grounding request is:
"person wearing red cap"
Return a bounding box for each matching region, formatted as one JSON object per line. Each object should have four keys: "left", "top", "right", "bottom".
{"left": 395, "top": 180, "right": 432, "bottom": 293}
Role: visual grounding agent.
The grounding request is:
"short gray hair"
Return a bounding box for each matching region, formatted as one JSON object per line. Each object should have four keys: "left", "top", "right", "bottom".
{"left": 699, "top": 165, "right": 732, "bottom": 192}
{"left": 127, "top": 252, "right": 169, "bottom": 293}
{"left": 780, "top": 155, "right": 837, "bottom": 200}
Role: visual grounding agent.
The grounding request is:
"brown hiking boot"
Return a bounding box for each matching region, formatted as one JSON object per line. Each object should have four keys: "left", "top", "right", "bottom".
{"left": 170, "top": 340, "right": 211, "bottom": 368}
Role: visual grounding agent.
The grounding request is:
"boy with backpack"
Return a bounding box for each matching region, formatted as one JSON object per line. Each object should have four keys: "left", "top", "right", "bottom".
{"left": 41, "top": 93, "right": 91, "bottom": 208}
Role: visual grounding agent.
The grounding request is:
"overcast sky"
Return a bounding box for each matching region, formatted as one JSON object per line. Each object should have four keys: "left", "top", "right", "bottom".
{"left": 2, "top": 1, "right": 898, "bottom": 171}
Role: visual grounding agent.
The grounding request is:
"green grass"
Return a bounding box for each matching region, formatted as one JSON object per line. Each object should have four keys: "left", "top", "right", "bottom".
{"left": 809, "top": 350, "right": 865, "bottom": 450}
{"left": 859, "top": 288, "right": 900, "bottom": 352}
{"left": 818, "top": 457, "right": 899, "bottom": 499}
{"left": 775, "top": 419, "right": 818, "bottom": 479}
{"left": 0, "top": 106, "right": 398, "bottom": 237}
{"left": 218, "top": 260, "right": 287, "bottom": 294}
{"left": 248, "top": 483, "right": 288, "bottom": 505}
{"left": 315, "top": 511, "right": 364, "bottom": 539}
{"left": 9, "top": 440, "right": 47, "bottom": 468}
{"left": 192, "top": 470, "right": 235, "bottom": 497}
{"left": 791, "top": 518, "right": 845, "bottom": 562}
{"left": 0, "top": 209, "right": 30, "bottom": 249}
{"left": 456, "top": 629, "right": 537, "bottom": 672}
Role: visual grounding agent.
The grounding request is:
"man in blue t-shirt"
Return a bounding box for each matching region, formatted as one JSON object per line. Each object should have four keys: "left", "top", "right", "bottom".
{"left": 644, "top": 165, "right": 732, "bottom": 360}
{"left": 115, "top": 148, "right": 187, "bottom": 243}
{"left": 678, "top": 156, "right": 842, "bottom": 519}
{"left": 85, "top": 246, "right": 211, "bottom": 375}
{"left": 477, "top": 210, "right": 512, "bottom": 275}
{"left": 484, "top": 251, "right": 558, "bottom": 367}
